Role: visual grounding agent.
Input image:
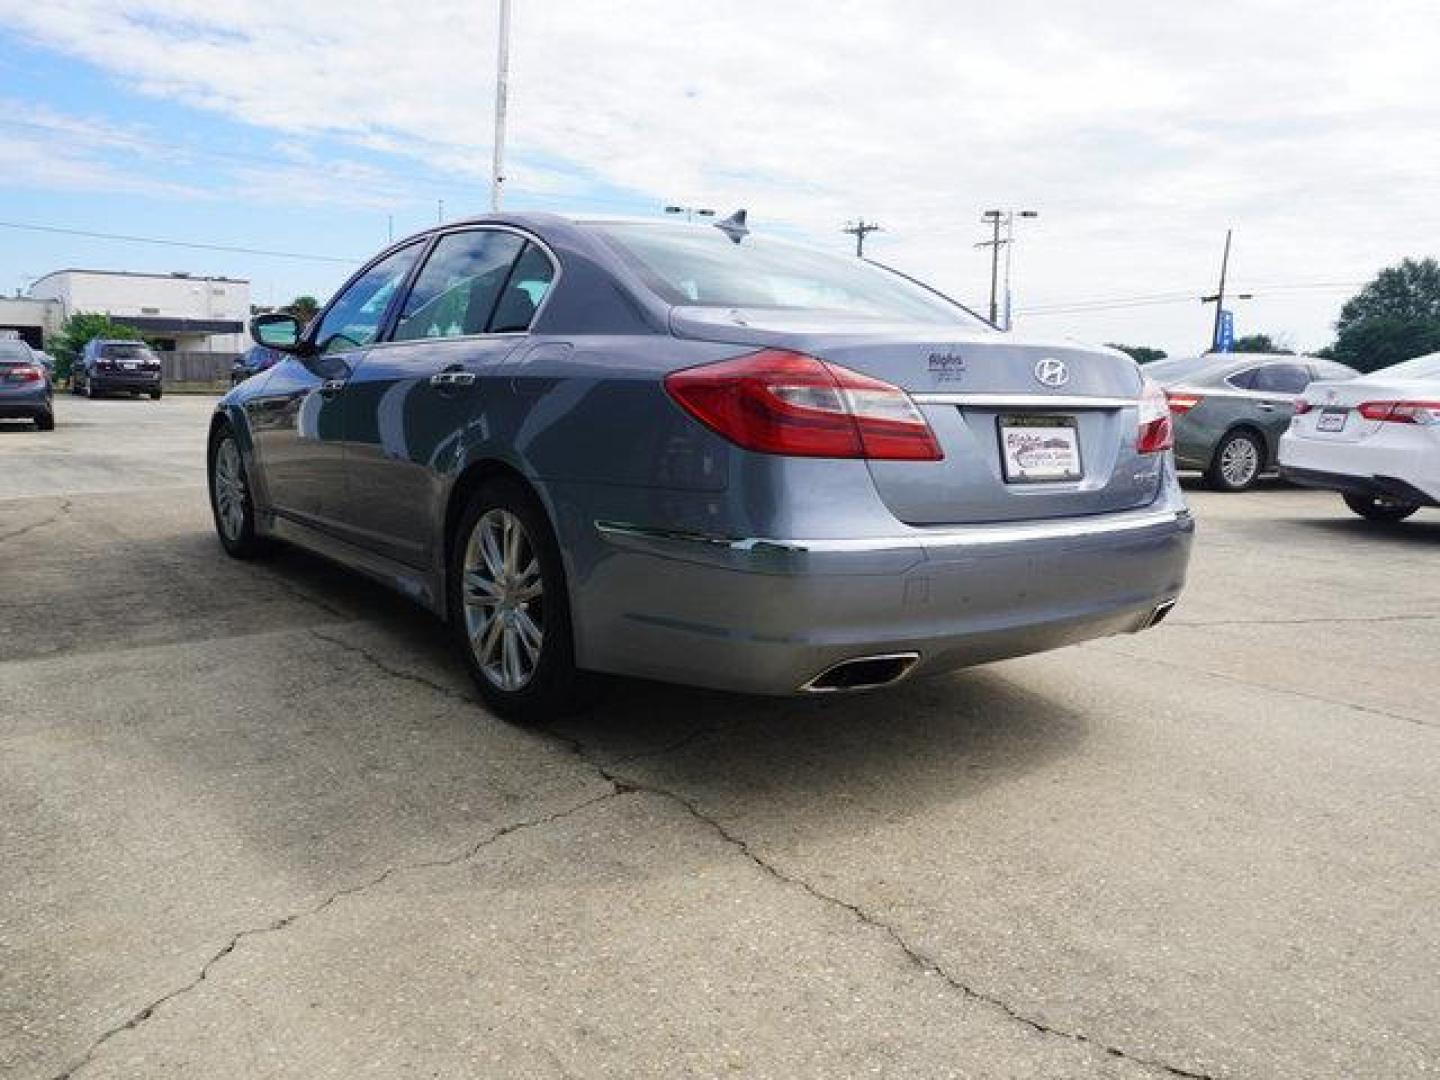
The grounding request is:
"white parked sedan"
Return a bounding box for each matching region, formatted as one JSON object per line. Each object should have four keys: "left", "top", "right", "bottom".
{"left": 1279, "top": 351, "right": 1440, "bottom": 521}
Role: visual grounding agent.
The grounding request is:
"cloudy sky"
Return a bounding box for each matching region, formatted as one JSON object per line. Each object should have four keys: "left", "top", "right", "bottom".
{"left": 0, "top": 0, "right": 1436, "bottom": 355}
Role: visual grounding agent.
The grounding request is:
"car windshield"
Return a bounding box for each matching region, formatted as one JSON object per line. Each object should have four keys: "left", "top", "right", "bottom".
{"left": 0, "top": 341, "right": 33, "bottom": 362}
{"left": 101, "top": 343, "right": 156, "bottom": 360}
{"left": 588, "top": 222, "right": 985, "bottom": 326}
{"left": 1366, "top": 351, "right": 1440, "bottom": 381}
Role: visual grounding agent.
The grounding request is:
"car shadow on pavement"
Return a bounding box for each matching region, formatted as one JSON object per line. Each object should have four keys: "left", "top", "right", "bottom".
{"left": 1286, "top": 515, "right": 1440, "bottom": 544}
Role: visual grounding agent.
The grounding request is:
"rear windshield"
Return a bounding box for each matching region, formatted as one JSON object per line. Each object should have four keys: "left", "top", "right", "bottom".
{"left": 588, "top": 222, "right": 985, "bottom": 326}
{"left": 101, "top": 343, "right": 157, "bottom": 360}
{"left": 1366, "top": 352, "right": 1440, "bottom": 381}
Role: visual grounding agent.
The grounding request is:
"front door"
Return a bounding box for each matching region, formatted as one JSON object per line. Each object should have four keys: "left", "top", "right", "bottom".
{"left": 250, "top": 240, "right": 424, "bottom": 533}
{"left": 336, "top": 229, "right": 553, "bottom": 568}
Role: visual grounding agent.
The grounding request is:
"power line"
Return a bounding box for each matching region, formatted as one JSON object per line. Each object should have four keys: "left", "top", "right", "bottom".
{"left": 0, "top": 220, "right": 360, "bottom": 264}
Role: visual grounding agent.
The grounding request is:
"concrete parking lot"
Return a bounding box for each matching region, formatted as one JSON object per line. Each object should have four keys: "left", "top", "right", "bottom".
{"left": 2, "top": 395, "right": 1437, "bottom": 1079}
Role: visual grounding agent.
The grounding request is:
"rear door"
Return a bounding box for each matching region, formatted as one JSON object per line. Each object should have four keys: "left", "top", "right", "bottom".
{"left": 336, "top": 228, "right": 554, "bottom": 567}
{"left": 247, "top": 239, "right": 424, "bottom": 531}
{"left": 1247, "top": 362, "right": 1314, "bottom": 454}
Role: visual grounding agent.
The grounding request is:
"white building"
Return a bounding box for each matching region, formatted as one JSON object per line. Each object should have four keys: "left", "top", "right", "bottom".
{"left": 16, "top": 269, "right": 251, "bottom": 353}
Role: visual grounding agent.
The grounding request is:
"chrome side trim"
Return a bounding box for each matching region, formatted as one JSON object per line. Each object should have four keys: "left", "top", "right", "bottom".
{"left": 912, "top": 392, "right": 1134, "bottom": 409}
{"left": 596, "top": 507, "right": 1191, "bottom": 558}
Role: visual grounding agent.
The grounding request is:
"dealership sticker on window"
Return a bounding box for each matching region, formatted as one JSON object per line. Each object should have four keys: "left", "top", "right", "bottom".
{"left": 998, "top": 414, "right": 1083, "bottom": 483}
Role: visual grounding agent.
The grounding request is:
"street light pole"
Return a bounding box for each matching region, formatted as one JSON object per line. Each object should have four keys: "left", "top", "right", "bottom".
{"left": 490, "top": 0, "right": 511, "bottom": 212}
{"left": 1001, "top": 209, "right": 1038, "bottom": 331}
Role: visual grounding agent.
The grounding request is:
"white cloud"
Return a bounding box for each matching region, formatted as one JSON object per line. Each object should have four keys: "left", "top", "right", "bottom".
{"left": 2, "top": 0, "right": 1438, "bottom": 352}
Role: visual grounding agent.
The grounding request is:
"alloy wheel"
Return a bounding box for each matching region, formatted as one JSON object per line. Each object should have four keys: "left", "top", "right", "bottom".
{"left": 213, "top": 438, "right": 248, "bottom": 541}
{"left": 1220, "top": 436, "right": 1259, "bottom": 488}
{"left": 462, "top": 508, "right": 545, "bottom": 692}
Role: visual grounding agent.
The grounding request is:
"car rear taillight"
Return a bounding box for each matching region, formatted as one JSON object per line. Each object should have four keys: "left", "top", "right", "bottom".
{"left": 664, "top": 349, "right": 943, "bottom": 460}
{"left": 1357, "top": 400, "right": 1440, "bottom": 425}
{"left": 1165, "top": 391, "right": 1202, "bottom": 415}
{"left": 1137, "top": 377, "right": 1174, "bottom": 454}
{"left": 6, "top": 365, "right": 43, "bottom": 384}
{"left": 1293, "top": 398, "right": 1314, "bottom": 415}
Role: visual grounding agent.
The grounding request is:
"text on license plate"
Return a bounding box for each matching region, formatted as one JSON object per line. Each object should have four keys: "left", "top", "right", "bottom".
{"left": 1318, "top": 408, "right": 1348, "bottom": 432}
{"left": 997, "top": 414, "right": 1082, "bottom": 482}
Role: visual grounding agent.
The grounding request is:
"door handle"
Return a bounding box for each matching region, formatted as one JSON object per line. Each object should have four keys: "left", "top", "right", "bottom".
{"left": 320, "top": 378, "right": 346, "bottom": 397}
{"left": 430, "top": 370, "right": 477, "bottom": 388}
{"left": 1257, "top": 401, "right": 1276, "bottom": 412}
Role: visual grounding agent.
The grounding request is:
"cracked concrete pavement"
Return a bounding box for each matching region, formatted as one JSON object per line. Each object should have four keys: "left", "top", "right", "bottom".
{"left": 2, "top": 396, "right": 1438, "bottom": 1078}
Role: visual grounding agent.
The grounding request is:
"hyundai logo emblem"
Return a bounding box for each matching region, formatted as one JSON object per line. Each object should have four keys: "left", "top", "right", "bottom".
{"left": 1034, "top": 358, "right": 1070, "bottom": 388}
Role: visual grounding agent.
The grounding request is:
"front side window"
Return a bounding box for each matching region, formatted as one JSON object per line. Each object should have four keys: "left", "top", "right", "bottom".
{"left": 1252, "top": 363, "right": 1311, "bottom": 394}
{"left": 314, "top": 241, "right": 424, "bottom": 355}
{"left": 589, "top": 222, "right": 984, "bottom": 326}
{"left": 393, "top": 230, "right": 526, "bottom": 342}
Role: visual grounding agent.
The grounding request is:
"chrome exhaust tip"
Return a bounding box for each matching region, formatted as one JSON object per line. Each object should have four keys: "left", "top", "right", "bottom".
{"left": 801, "top": 652, "right": 921, "bottom": 693}
{"left": 1144, "top": 599, "right": 1177, "bottom": 629}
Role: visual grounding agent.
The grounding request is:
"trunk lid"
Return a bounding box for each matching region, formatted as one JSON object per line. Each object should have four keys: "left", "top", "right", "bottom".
{"left": 670, "top": 308, "right": 1158, "bottom": 524}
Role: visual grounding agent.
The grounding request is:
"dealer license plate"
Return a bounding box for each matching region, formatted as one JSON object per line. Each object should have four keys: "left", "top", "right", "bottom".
{"left": 1318, "top": 408, "right": 1348, "bottom": 432}
{"left": 998, "top": 414, "right": 1083, "bottom": 483}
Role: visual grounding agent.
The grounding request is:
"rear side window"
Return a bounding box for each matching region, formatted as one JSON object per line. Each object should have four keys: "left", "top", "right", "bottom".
{"left": 1226, "top": 367, "right": 1258, "bottom": 390}
{"left": 393, "top": 230, "right": 525, "bottom": 341}
{"left": 488, "top": 243, "right": 555, "bottom": 333}
{"left": 1251, "top": 363, "right": 1311, "bottom": 394}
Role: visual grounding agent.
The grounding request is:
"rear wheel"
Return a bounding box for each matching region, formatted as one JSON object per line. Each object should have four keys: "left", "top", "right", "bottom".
{"left": 1343, "top": 493, "right": 1419, "bottom": 522}
{"left": 209, "top": 428, "right": 266, "bottom": 558}
{"left": 150, "top": 389, "right": 162, "bottom": 401}
{"left": 35, "top": 411, "right": 54, "bottom": 432}
{"left": 448, "top": 478, "right": 593, "bottom": 722}
{"left": 1206, "top": 429, "right": 1264, "bottom": 492}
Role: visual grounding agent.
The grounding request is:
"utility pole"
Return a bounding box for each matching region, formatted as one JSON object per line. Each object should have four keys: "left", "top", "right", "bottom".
{"left": 841, "top": 219, "right": 883, "bottom": 258}
{"left": 976, "top": 210, "right": 1004, "bottom": 324}
{"left": 437, "top": 199, "right": 444, "bottom": 225}
{"left": 1199, "top": 229, "right": 1252, "bottom": 351}
{"left": 491, "top": 0, "right": 511, "bottom": 212}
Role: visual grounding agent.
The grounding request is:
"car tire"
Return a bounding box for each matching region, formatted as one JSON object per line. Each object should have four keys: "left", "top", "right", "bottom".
{"left": 448, "top": 477, "right": 596, "bottom": 722}
{"left": 1342, "top": 493, "right": 1419, "bottom": 522}
{"left": 1206, "top": 429, "right": 1265, "bottom": 492}
{"left": 86, "top": 380, "right": 100, "bottom": 399}
{"left": 208, "top": 426, "right": 267, "bottom": 559}
{"left": 35, "top": 411, "right": 54, "bottom": 432}
{"left": 150, "top": 389, "right": 162, "bottom": 401}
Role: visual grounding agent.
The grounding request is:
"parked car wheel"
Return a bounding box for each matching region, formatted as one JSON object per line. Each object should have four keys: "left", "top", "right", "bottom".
{"left": 448, "top": 478, "right": 593, "bottom": 722}
{"left": 1207, "top": 429, "right": 1264, "bottom": 491}
{"left": 35, "top": 411, "right": 54, "bottom": 432}
{"left": 150, "top": 389, "right": 163, "bottom": 401}
{"left": 86, "top": 380, "right": 101, "bottom": 399}
{"left": 209, "top": 428, "right": 266, "bottom": 558}
{"left": 1342, "top": 493, "right": 1419, "bottom": 522}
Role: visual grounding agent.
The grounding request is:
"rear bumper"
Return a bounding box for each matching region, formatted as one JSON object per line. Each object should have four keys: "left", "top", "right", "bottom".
{"left": 1280, "top": 467, "right": 1439, "bottom": 507}
{"left": 91, "top": 371, "right": 162, "bottom": 389}
{"left": 1278, "top": 432, "right": 1440, "bottom": 503}
{"left": 577, "top": 499, "right": 1194, "bottom": 695}
{"left": 0, "top": 392, "right": 51, "bottom": 420}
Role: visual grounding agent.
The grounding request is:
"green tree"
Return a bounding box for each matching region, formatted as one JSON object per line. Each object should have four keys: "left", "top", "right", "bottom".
{"left": 50, "top": 312, "right": 144, "bottom": 384}
{"left": 1333, "top": 315, "right": 1440, "bottom": 373}
{"left": 1230, "top": 333, "right": 1294, "bottom": 355}
{"left": 1106, "top": 343, "right": 1167, "bottom": 364}
{"left": 1337, "top": 257, "right": 1440, "bottom": 330}
{"left": 1332, "top": 257, "right": 1440, "bottom": 372}
{"left": 284, "top": 295, "right": 320, "bottom": 326}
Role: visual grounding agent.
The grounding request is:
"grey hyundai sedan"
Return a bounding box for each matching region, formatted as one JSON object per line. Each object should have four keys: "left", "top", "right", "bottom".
{"left": 208, "top": 213, "right": 1193, "bottom": 719}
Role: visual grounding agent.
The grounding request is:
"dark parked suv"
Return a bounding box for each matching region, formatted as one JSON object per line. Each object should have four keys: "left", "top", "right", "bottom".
{"left": 0, "top": 339, "right": 54, "bottom": 430}
{"left": 72, "top": 339, "right": 164, "bottom": 399}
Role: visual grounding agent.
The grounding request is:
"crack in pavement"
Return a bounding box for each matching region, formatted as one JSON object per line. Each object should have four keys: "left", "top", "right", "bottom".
{"left": 540, "top": 724, "right": 1218, "bottom": 1080}
{"left": 51, "top": 787, "right": 624, "bottom": 1080}
{"left": 0, "top": 498, "right": 71, "bottom": 544}
{"left": 77, "top": 624, "right": 1213, "bottom": 1079}
{"left": 1098, "top": 643, "right": 1437, "bottom": 732}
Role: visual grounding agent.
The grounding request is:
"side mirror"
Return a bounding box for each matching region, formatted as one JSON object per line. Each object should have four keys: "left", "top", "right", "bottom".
{"left": 250, "top": 312, "right": 307, "bottom": 353}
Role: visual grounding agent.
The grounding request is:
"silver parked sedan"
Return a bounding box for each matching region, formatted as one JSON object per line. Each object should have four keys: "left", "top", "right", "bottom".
{"left": 208, "top": 213, "right": 1193, "bottom": 720}
{"left": 1151, "top": 354, "right": 1359, "bottom": 491}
